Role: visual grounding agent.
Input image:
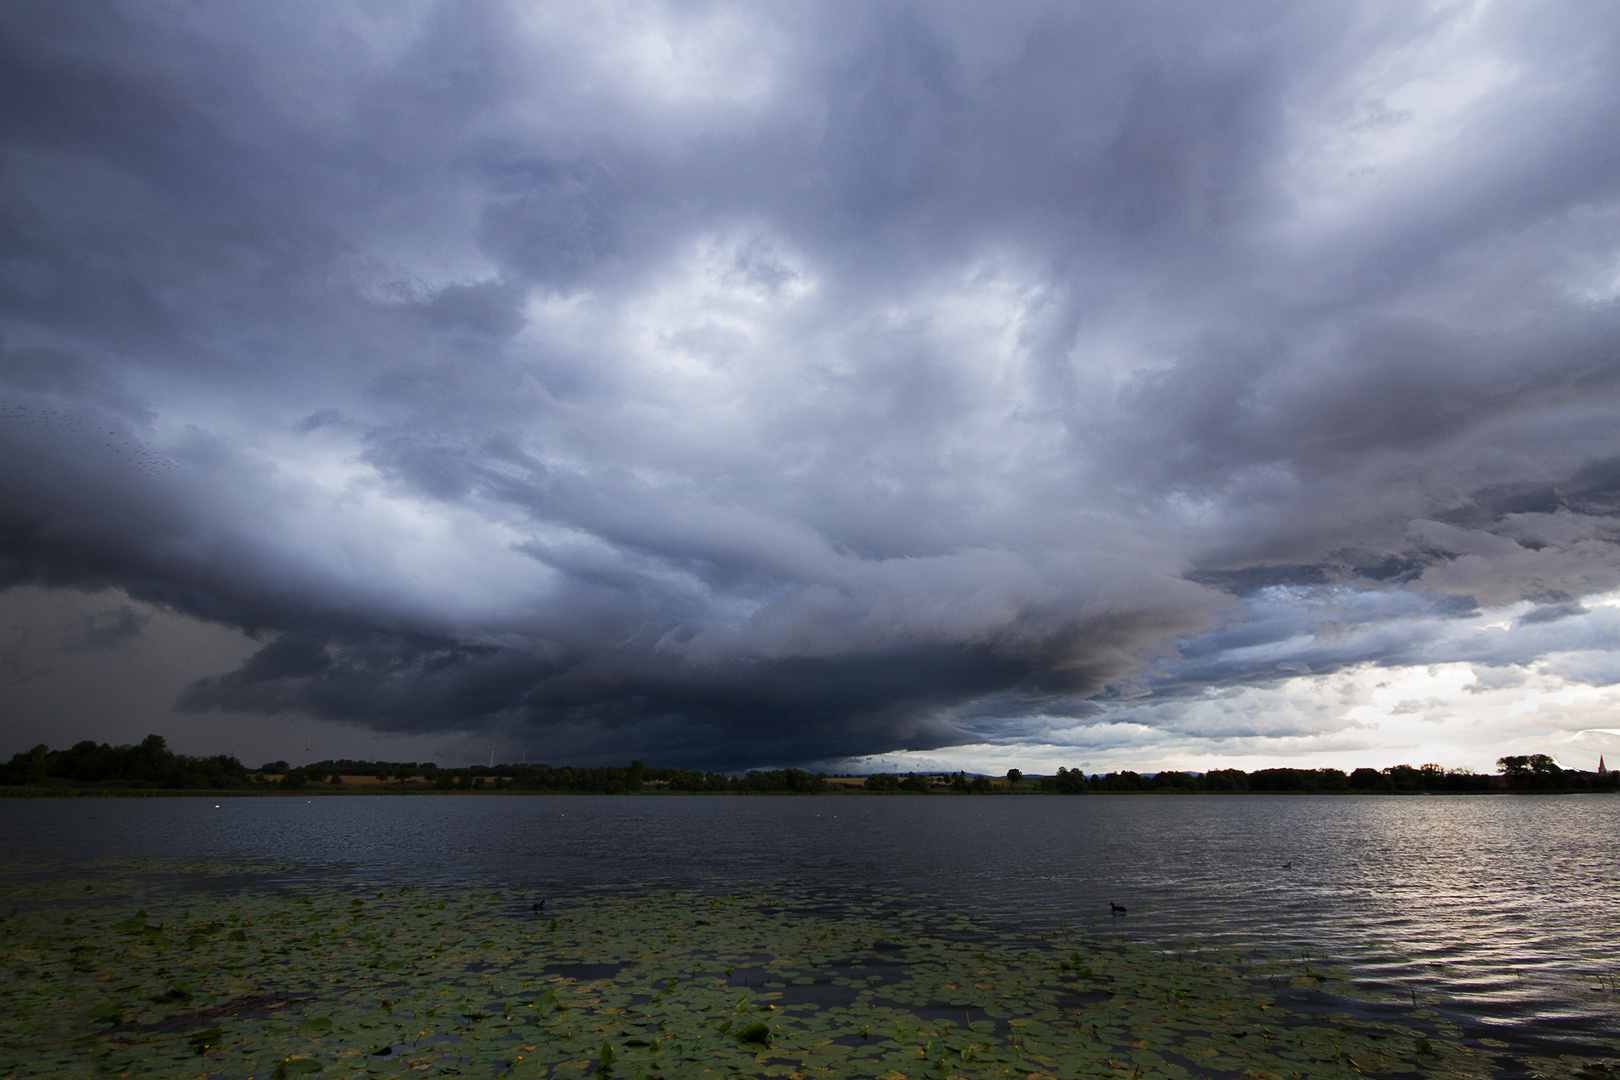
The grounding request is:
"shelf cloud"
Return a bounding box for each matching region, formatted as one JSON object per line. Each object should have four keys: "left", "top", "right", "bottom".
{"left": 4, "top": 0, "right": 1620, "bottom": 770}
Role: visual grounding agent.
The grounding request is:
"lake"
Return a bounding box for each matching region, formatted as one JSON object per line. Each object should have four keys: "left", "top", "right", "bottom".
{"left": 3, "top": 792, "right": 1617, "bottom": 1071}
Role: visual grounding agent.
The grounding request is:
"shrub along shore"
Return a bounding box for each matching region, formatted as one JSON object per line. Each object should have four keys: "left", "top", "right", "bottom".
{"left": 2, "top": 736, "right": 1614, "bottom": 797}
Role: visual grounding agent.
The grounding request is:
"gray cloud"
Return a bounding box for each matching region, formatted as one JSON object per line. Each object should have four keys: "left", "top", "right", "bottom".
{"left": 3, "top": 0, "right": 1620, "bottom": 767}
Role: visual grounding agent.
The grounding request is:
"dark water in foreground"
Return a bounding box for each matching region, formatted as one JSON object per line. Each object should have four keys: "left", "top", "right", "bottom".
{"left": 3, "top": 793, "right": 1617, "bottom": 1059}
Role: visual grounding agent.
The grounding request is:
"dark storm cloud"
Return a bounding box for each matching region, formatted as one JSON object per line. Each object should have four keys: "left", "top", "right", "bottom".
{"left": 178, "top": 631, "right": 1042, "bottom": 770}
{"left": 4, "top": 0, "right": 1620, "bottom": 766}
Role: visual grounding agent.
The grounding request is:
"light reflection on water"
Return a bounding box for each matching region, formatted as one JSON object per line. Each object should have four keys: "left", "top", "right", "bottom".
{"left": 4, "top": 793, "right": 1617, "bottom": 1049}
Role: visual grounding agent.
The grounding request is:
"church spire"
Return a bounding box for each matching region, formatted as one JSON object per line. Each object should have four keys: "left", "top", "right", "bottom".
{"left": 1600, "top": 755, "right": 1608, "bottom": 776}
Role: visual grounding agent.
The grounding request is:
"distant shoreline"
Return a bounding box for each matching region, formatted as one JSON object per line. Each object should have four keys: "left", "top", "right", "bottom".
{"left": 8, "top": 738, "right": 1615, "bottom": 797}
{"left": 3, "top": 784, "right": 1610, "bottom": 798}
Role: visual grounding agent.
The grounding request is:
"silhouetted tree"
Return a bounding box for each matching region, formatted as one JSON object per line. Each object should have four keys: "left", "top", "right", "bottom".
{"left": 1203, "top": 768, "right": 1249, "bottom": 792}
{"left": 1042, "top": 767, "right": 1089, "bottom": 794}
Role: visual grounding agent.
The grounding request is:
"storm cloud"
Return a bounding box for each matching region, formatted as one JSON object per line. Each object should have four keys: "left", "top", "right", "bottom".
{"left": 4, "top": 0, "right": 1620, "bottom": 769}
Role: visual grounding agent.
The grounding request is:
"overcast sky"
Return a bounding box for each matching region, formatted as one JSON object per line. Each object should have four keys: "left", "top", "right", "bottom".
{"left": 4, "top": 0, "right": 1620, "bottom": 773}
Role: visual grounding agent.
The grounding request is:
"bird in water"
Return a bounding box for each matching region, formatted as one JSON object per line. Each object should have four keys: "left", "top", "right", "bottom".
{"left": 1110, "top": 902, "right": 1127, "bottom": 916}
{"left": 532, "top": 901, "right": 546, "bottom": 913}
{"left": 1281, "top": 862, "right": 1292, "bottom": 870}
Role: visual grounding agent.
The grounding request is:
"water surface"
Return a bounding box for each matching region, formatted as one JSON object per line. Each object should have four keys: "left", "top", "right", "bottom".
{"left": 5, "top": 793, "right": 1616, "bottom": 1060}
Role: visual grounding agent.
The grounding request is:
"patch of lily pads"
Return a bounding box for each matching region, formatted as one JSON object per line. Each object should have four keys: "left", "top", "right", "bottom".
{"left": 1, "top": 862, "right": 1615, "bottom": 1079}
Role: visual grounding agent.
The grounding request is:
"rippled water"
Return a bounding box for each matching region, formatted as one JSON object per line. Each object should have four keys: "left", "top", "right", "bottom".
{"left": 5, "top": 793, "right": 1617, "bottom": 1058}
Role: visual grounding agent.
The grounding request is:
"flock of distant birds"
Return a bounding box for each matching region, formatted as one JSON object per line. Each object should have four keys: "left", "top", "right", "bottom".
{"left": 0, "top": 402, "right": 182, "bottom": 477}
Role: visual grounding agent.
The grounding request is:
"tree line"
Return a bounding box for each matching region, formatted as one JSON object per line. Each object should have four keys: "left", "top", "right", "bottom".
{"left": 0, "top": 738, "right": 828, "bottom": 794}
{"left": 1, "top": 736, "right": 1614, "bottom": 794}
{"left": 264, "top": 759, "right": 829, "bottom": 794}
{"left": 997, "top": 760, "right": 1617, "bottom": 794}
{"left": 820, "top": 758, "right": 1612, "bottom": 794}
{"left": 0, "top": 735, "right": 251, "bottom": 790}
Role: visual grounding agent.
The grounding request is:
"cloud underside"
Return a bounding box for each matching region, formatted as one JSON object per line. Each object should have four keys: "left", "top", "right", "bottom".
{"left": 3, "top": 1, "right": 1620, "bottom": 766}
